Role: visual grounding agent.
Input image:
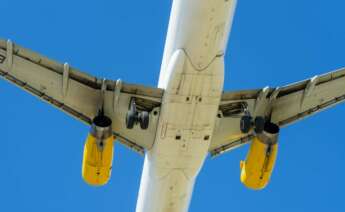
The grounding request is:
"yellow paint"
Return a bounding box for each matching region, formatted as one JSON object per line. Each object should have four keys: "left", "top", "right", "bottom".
{"left": 82, "top": 134, "right": 115, "bottom": 186}
{"left": 240, "top": 136, "right": 278, "bottom": 190}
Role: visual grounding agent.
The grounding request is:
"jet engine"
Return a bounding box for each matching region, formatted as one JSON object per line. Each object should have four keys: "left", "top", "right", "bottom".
{"left": 82, "top": 115, "right": 115, "bottom": 186}
{"left": 240, "top": 122, "right": 280, "bottom": 190}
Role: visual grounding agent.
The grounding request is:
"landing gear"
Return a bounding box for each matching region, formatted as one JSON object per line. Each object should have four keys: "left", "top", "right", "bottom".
{"left": 254, "top": 116, "right": 265, "bottom": 134}
{"left": 138, "top": 111, "right": 149, "bottom": 130}
{"left": 240, "top": 115, "right": 266, "bottom": 134}
{"left": 240, "top": 115, "right": 252, "bottom": 134}
{"left": 126, "top": 98, "right": 150, "bottom": 130}
{"left": 126, "top": 110, "right": 136, "bottom": 129}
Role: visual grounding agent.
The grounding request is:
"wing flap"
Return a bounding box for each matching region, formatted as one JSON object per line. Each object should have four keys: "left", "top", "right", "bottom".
{"left": 211, "top": 67, "right": 345, "bottom": 157}
{"left": 0, "top": 46, "right": 100, "bottom": 120}
{"left": 272, "top": 69, "right": 345, "bottom": 126}
{"left": 0, "top": 39, "right": 163, "bottom": 155}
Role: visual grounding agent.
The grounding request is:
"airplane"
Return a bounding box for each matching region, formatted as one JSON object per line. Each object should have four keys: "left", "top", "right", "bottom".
{"left": 0, "top": 0, "right": 345, "bottom": 211}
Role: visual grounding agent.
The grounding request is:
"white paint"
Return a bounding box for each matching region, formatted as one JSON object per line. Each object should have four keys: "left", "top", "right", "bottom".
{"left": 136, "top": 0, "right": 237, "bottom": 211}
{"left": 62, "top": 63, "right": 70, "bottom": 98}
{"left": 6, "top": 39, "right": 13, "bottom": 70}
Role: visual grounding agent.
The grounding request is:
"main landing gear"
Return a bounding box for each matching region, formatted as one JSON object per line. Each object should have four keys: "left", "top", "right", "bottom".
{"left": 126, "top": 98, "right": 149, "bottom": 130}
{"left": 240, "top": 115, "right": 266, "bottom": 134}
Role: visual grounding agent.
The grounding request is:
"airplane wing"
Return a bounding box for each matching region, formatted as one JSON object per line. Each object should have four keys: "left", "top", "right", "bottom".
{"left": 0, "top": 39, "right": 163, "bottom": 155}
{"left": 210, "top": 67, "right": 345, "bottom": 157}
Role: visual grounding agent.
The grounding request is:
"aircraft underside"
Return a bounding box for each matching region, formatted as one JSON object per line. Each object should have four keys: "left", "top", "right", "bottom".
{"left": 136, "top": 0, "right": 235, "bottom": 210}
{"left": 1, "top": 0, "right": 345, "bottom": 212}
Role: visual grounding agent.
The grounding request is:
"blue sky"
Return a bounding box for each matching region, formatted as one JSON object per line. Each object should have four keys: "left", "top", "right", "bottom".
{"left": 1, "top": 0, "right": 345, "bottom": 211}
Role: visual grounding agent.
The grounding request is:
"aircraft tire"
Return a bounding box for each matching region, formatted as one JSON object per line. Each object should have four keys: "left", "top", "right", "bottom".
{"left": 254, "top": 116, "right": 265, "bottom": 134}
{"left": 240, "top": 115, "right": 252, "bottom": 133}
{"left": 126, "top": 110, "right": 136, "bottom": 129}
{"left": 139, "top": 111, "right": 149, "bottom": 130}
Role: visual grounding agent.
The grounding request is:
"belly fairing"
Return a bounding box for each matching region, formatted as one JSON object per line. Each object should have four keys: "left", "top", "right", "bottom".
{"left": 136, "top": 50, "right": 224, "bottom": 212}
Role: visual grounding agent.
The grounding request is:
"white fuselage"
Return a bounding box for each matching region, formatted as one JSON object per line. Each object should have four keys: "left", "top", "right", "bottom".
{"left": 136, "top": 1, "right": 237, "bottom": 211}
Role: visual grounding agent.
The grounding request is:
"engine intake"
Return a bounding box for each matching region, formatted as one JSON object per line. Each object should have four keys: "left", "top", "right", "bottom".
{"left": 82, "top": 115, "right": 115, "bottom": 186}
{"left": 240, "top": 122, "right": 280, "bottom": 190}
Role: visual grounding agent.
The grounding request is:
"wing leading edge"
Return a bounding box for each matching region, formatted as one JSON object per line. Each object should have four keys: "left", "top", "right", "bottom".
{"left": 210, "top": 67, "right": 345, "bottom": 157}
{"left": 0, "top": 39, "right": 163, "bottom": 154}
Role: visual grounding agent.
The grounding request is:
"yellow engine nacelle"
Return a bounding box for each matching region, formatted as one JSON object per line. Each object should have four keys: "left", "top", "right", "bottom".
{"left": 82, "top": 115, "right": 115, "bottom": 186}
{"left": 240, "top": 122, "right": 280, "bottom": 190}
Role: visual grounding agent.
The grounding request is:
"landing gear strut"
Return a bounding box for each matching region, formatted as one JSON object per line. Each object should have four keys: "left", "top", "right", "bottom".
{"left": 126, "top": 98, "right": 149, "bottom": 130}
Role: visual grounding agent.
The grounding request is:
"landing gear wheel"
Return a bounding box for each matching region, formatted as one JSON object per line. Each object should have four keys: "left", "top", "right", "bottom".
{"left": 254, "top": 116, "right": 265, "bottom": 134}
{"left": 139, "top": 111, "right": 149, "bottom": 130}
{"left": 126, "top": 110, "right": 136, "bottom": 129}
{"left": 125, "top": 98, "right": 150, "bottom": 130}
{"left": 240, "top": 115, "right": 252, "bottom": 133}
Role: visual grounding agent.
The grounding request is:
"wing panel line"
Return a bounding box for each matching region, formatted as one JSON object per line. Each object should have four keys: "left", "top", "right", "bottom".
{"left": 0, "top": 68, "right": 145, "bottom": 155}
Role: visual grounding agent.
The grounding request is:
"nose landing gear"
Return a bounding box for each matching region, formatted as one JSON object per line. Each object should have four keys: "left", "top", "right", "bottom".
{"left": 126, "top": 98, "right": 149, "bottom": 130}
